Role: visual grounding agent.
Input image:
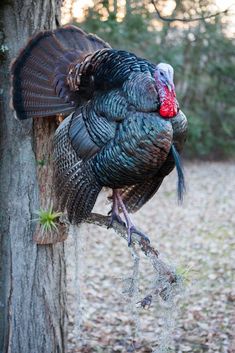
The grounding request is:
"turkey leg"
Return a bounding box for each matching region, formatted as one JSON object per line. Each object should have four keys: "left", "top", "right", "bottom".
{"left": 112, "top": 190, "right": 150, "bottom": 246}
{"left": 108, "top": 189, "right": 126, "bottom": 228}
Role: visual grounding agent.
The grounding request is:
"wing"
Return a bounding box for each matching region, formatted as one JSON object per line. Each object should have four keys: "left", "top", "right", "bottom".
{"left": 53, "top": 112, "right": 103, "bottom": 223}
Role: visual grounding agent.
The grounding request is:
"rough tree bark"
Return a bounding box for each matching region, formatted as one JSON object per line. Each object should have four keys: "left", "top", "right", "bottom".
{"left": 0, "top": 1, "right": 68, "bottom": 352}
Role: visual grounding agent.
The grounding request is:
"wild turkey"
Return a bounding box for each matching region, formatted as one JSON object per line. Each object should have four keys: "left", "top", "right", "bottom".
{"left": 11, "top": 25, "right": 187, "bottom": 244}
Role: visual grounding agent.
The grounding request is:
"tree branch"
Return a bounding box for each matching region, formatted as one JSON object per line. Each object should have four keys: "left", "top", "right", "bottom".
{"left": 37, "top": 205, "right": 180, "bottom": 308}
{"left": 86, "top": 212, "right": 159, "bottom": 257}
{"left": 151, "top": 0, "right": 230, "bottom": 23}
{"left": 85, "top": 213, "right": 179, "bottom": 305}
{"left": 58, "top": 212, "right": 180, "bottom": 306}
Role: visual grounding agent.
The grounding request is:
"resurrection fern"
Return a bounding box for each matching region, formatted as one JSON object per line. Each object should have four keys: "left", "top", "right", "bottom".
{"left": 34, "top": 206, "right": 62, "bottom": 233}
{"left": 175, "top": 265, "right": 195, "bottom": 285}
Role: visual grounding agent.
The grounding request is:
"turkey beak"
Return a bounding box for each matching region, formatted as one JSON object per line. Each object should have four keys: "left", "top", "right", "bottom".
{"left": 167, "top": 76, "right": 175, "bottom": 92}
{"left": 165, "top": 71, "right": 175, "bottom": 92}
{"left": 166, "top": 82, "right": 172, "bottom": 92}
{"left": 168, "top": 81, "right": 176, "bottom": 95}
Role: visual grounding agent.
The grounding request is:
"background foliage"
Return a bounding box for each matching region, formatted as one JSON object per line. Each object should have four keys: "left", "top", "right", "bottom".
{"left": 74, "top": 0, "right": 235, "bottom": 159}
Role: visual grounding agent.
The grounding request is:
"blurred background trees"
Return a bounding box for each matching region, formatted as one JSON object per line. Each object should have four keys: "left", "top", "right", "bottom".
{"left": 64, "top": 0, "right": 235, "bottom": 159}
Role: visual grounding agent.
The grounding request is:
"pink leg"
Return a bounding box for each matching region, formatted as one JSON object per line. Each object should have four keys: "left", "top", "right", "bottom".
{"left": 108, "top": 189, "right": 126, "bottom": 228}
{"left": 115, "top": 190, "right": 150, "bottom": 246}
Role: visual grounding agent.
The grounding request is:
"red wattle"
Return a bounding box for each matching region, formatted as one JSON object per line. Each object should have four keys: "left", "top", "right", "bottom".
{"left": 159, "top": 87, "right": 179, "bottom": 118}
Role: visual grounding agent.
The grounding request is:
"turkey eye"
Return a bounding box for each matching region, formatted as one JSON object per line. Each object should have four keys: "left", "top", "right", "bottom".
{"left": 160, "top": 72, "right": 164, "bottom": 76}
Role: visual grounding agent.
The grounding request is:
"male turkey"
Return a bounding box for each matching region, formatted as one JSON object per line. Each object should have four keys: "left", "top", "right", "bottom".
{"left": 11, "top": 25, "right": 187, "bottom": 244}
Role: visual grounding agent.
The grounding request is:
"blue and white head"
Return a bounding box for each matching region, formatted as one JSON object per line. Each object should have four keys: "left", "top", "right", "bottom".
{"left": 154, "top": 63, "right": 178, "bottom": 118}
{"left": 154, "top": 63, "right": 175, "bottom": 92}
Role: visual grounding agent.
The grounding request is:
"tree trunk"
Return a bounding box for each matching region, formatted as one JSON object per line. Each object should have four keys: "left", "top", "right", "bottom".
{"left": 0, "top": 1, "right": 68, "bottom": 352}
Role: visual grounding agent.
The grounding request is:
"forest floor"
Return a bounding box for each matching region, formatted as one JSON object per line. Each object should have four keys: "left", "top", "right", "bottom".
{"left": 66, "top": 162, "right": 235, "bottom": 353}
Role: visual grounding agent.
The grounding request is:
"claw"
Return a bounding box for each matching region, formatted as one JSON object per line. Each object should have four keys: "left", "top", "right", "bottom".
{"left": 128, "top": 226, "right": 150, "bottom": 246}
{"left": 108, "top": 212, "right": 126, "bottom": 229}
{"left": 109, "top": 189, "right": 151, "bottom": 247}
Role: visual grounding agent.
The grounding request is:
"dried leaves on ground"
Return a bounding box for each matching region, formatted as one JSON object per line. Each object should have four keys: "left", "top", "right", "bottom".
{"left": 66, "top": 162, "right": 235, "bottom": 353}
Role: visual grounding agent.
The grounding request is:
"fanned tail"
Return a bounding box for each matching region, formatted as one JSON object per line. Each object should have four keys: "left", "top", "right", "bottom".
{"left": 11, "top": 31, "right": 75, "bottom": 119}
{"left": 54, "top": 25, "right": 110, "bottom": 52}
{"left": 171, "top": 144, "right": 185, "bottom": 203}
{"left": 11, "top": 26, "right": 110, "bottom": 120}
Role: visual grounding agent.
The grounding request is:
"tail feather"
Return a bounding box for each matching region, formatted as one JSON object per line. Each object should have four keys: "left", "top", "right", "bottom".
{"left": 11, "top": 31, "right": 75, "bottom": 119}
{"left": 20, "top": 81, "right": 55, "bottom": 94}
{"left": 54, "top": 26, "right": 91, "bottom": 51}
{"left": 171, "top": 144, "right": 186, "bottom": 202}
{"left": 20, "top": 106, "right": 75, "bottom": 118}
{"left": 11, "top": 26, "right": 110, "bottom": 120}
{"left": 54, "top": 25, "right": 110, "bottom": 52}
{"left": 53, "top": 50, "right": 82, "bottom": 102}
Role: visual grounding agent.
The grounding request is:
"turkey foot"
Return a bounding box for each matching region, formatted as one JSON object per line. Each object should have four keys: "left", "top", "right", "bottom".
{"left": 115, "top": 190, "right": 150, "bottom": 246}
{"left": 108, "top": 210, "right": 126, "bottom": 229}
{"left": 127, "top": 226, "right": 150, "bottom": 247}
